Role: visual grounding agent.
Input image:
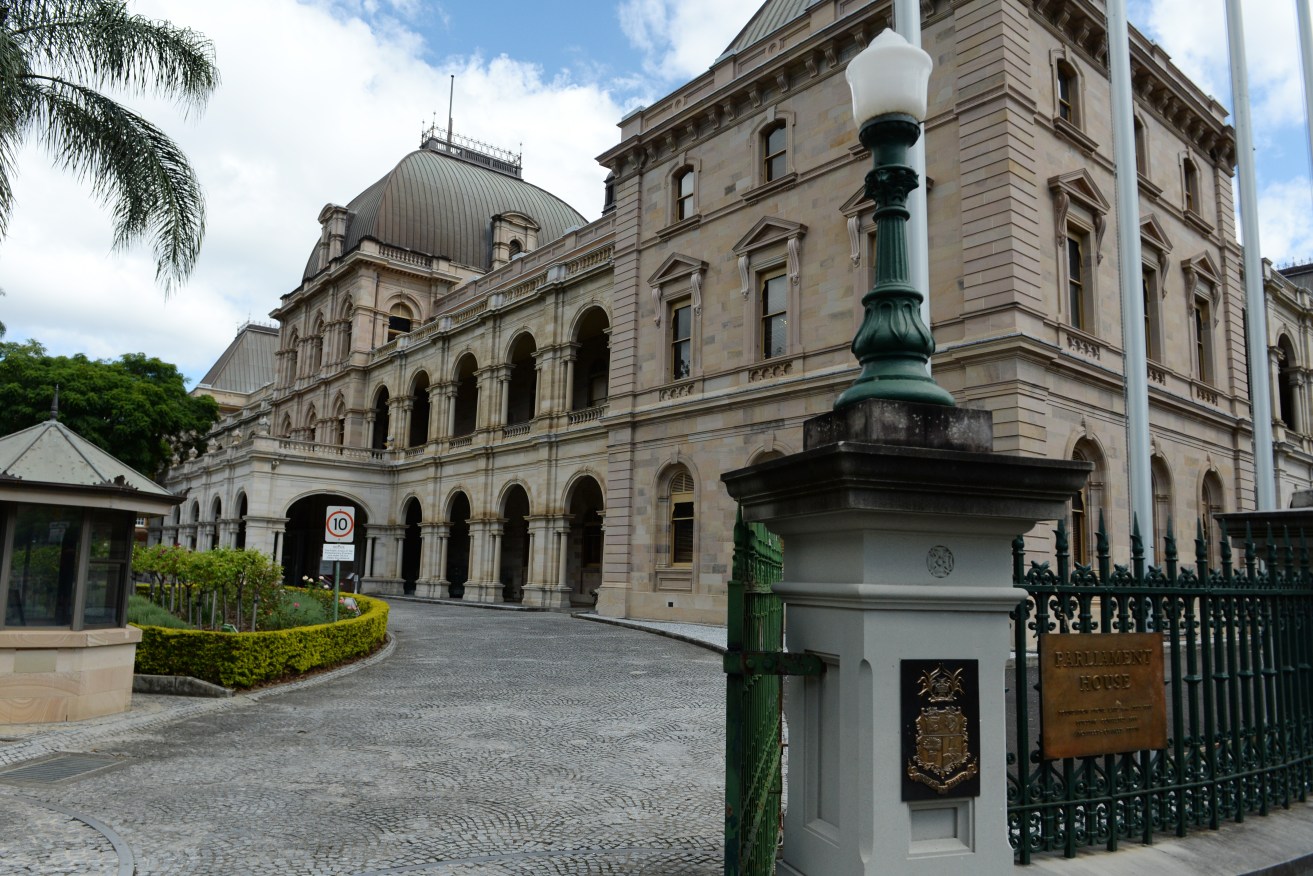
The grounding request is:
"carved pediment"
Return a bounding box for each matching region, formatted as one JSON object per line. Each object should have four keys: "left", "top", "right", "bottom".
{"left": 1140, "top": 214, "right": 1173, "bottom": 255}
{"left": 732, "top": 216, "right": 807, "bottom": 256}
{"left": 1181, "top": 251, "right": 1221, "bottom": 288}
{"left": 647, "top": 252, "right": 707, "bottom": 288}
{"left": 1048, "top": 169, "right": 1111, "bottom": 215}
{"left": 840, "top": 186, "right": 873, "bottom": 217}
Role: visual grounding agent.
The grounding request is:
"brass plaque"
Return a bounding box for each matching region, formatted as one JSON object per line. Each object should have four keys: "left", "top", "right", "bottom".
{"left": 1039, "top": 632, "right": 1167, "bottom": 760}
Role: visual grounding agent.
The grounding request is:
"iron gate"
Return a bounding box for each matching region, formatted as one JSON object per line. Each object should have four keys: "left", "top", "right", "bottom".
{"left": 724, "top": 509, "right": 820, "bottom": 876}
{"left": 1009, "top": 518, "right": 1313, "bottom": 863}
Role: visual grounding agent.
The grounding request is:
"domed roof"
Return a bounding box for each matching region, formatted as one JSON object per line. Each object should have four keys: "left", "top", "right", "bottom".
{"left": 304, "top": 139, "right": 586, "bottom": 281}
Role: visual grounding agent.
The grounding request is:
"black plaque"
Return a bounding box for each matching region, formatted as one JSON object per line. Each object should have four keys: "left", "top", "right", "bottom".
{"left": 901, "top": 659, "right": 980, "bottom": 801}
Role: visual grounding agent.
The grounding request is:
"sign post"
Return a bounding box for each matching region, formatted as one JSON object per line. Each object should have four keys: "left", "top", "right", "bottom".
{"left": 324, "top": 506, "right": 357, "bottom": 623}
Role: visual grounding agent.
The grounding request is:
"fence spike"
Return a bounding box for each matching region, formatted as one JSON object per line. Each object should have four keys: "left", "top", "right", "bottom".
{"left": 1301, "top": 529, "right": 1310, "bottom": 579}
{"left": 1219, "top": 519, "right": 1233, "bottom": 581}
{"left": 1195, "top": 517, "right": 1208, "bottom": 578}
{"left": 1131, "top": 513, "right": 1146, "bottom": 582}
{"left": 1282, "top": 526, "right": 1295, "bottom": 579}
{"left": 1096, "top": 510, "right": 1110, "bottom": 584}
{"left": 1055, "top": 517, "right": 1069, "bottom": 580}
{"left": 1164, "top": 519, "right": 1178, "bottom": 583}
{"left": 1012, "top": 534, "right": 1025, "bottom": 585}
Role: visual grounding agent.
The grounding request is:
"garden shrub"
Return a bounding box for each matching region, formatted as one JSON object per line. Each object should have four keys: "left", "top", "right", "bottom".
{"left": 126, "top": 594, "right": 194, "bottom": 629}
{"left": 132, "top": 593, "right": 389, "bottom": 688}
{"left": 264, "top": 590, "right": 329, "bottom": 630}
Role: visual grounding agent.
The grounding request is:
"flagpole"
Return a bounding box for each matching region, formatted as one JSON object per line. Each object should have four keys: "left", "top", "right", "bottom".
{"left": 1299, "top": 2, "right": 1313, "bottom": 217}
{"left": 1227, "top": 0, "right": 1276, "bottom": 509}
{"left": 894, "top": 0, "right": 931, "bottom": 373}
{"left": 1107, "top": 0, "right": 1154, "bottom": 561}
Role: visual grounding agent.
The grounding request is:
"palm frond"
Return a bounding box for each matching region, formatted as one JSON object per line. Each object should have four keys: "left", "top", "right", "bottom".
{"left": 8, "top": 0, "right": 218, "bottom": 111}
{"left": 25, "top": 75, "right": 205, "bottom": 290}
{"left": 0, "top": 24, "right": 36, "bottom": 237}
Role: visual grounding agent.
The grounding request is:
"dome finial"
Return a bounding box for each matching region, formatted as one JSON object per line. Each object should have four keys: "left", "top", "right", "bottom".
{"left": 49, "top": 384, "right": 59, "bottom": 421}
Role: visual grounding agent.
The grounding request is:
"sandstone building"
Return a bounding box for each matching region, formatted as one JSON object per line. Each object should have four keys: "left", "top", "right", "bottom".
{"left": 163, "top": 0, "right": 1292, "bottom": 622}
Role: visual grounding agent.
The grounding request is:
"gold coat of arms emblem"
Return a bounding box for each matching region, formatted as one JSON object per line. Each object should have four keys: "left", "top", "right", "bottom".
{"left": 907, "top": 666, "right": 978, "bottom": 794}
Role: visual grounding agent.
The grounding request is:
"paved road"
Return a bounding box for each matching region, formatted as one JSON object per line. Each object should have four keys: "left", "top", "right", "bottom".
{"left": 0, "top": 602, "right": 725, "bottom": 875}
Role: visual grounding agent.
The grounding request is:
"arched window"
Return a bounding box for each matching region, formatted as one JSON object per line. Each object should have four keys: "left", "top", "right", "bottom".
{"left": 304, "top": 404, "right": 318, "bottom": 444}
{"left": 573, "top": 308, "right": 610, "bottom": 410}
{"left": 284, "top": 329, "right": 300, "bottom": 383}
{"left": 332, "top": 399, "right": 346, "bottom": 446}
{"left": 312, "top": 316, "right": 326, "bottom": 368}
{"left": 371, "top": 387, "right": 390, "bottom": 450}
{"left": 506, "top": 335, "right": 537, "bottom": 427}
{"left": 452, "top": 355, "right": 479, "bottom": 438}
{"left": 668, "top": 468, "right": 695, "bottom": 567}
{"left": 1278, "top": 336, "right": 1298, "bottom": 431}
{"left": 409, "top": 372, "right": 431, "bottom": 447}
{"left": 673, "top": 166, "right": 695, "bottom": 221}
{"left": 1151, "top": 457, "right": 1172, "bottom": 563}
{"left": 387, "top": 303, "right": 413, "bottom": 342}
{"left": 1201, "top": 471, "right": 1225, "bottom": 570}
{"left": 279, "top": 414, "right": 293, "bottom": 439}
{"left": 209, "top": 497, "right": 222, "bottom": 550}
{"left": 507, "top": 239, "right": 523, "bottom": 258}
{"left": 762, "top": 121, "right": 787, "bottom": 182}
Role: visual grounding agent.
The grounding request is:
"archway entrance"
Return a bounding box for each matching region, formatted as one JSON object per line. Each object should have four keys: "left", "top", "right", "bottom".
{"left": 566, "top": 477, "right": 604, "bottom": 606}
{"left": 401, "top": 498, "right": 422, "bottom": 595}
{"left": 282, "top": 494, "right": 367, "bottom": 589}
{"left": 235, "top": 494, "right": 248, "bottom": 550}
{"left": 445, "top": 492, "right": 471, "bottom": 599}
{"left": 499, "top": 485, "right": 530, "bottom": 603}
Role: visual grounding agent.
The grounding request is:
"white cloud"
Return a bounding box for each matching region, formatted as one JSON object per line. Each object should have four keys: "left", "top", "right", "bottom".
{"left": 617, "top": 0, "right": 752, "bottom": 84}
{"left": 0, "top": 0, "right": 624, "bottom": 382}
{"left": 1258, "top": 176, "right": 1313, "bottom": 267}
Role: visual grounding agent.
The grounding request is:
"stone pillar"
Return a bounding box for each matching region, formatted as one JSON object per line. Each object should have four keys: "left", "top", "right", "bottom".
{"left": 488, "top": 520, "right": 505, "bottom": 602}
{"left": 561, "top": 345, "right": 578, "bottom": 412}
{"left": 415, "top": 522, "right": 443, "bottom": 598}
{"left": 520, "top": 515, "right": 561, "bottom": 608}
{"left": 445, "top": 385, "right": 459, "bottom": 440}
{"left": 363, "top": 524, "right": 404, "bottom": 595}
{"left": 431, "top": 523, "right": 451, "bottom": 592}
{"left": 498, "top": 370, "right": 512, "bottom": 428}
{"left": 1294, "top": 371, "right": 1307, "bottom": 435}
{"left": 723, "top": 400, "right": 1089, "bottom": 876}
{"left": 240, "top": 516, "right": 287, "bottom": 559}
{"left": 533, "top": 352, "right": 551, "bottom": 417}
{"left": 395, "top": 397, "right": 413, "bottom": 449}
{"left": 428, "top": 384, "right": 446, "bottom": 442}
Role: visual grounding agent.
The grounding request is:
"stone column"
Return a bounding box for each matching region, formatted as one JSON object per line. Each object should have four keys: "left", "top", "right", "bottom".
{"left": 415, "top": 522, "right": 443, "bottom": 598}
{"left": 431, "top": 523, "right": 451, "bottom": 592}
{"left": 445, "top": 385, "right": 459, "bottom": 440}
{"left": 428, "top": 384, "right": 446, "bottom": 443}
{"left": 560, "top": 344, "right": 579, "bottom": 412}
{"left": 488, "top": 520, "right": 505, "bottom": 602}
{"left": 363, "top": 524, "right": 405, "bottom": 595}
{"left": 396, "top": 397, "right": 413, "bottom": 449}
{"left": 1294, "top": 371, "right": 1307, "bottom": 435}
{"left": 723, "top": 400, "right": 1089, "bottom": 876}
{"left": 241, "top": 516, "right": 287, "bottom": 560}
{"left": 520, "top": 515, "right": 558, "bottom": 608}
{"left": 498, "top": 370, "right": 512, "bottom": 429}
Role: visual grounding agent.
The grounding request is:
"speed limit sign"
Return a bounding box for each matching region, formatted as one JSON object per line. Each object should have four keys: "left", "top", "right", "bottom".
{"left": 325, "top": 506, "right": 355, "bottom": 543}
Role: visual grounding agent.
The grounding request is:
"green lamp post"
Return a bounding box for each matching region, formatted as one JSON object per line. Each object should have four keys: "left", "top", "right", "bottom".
{"left": 835, "top": 29, "right": 954, "bottom": 408}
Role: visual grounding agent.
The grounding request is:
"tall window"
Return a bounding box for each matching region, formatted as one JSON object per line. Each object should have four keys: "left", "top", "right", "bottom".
{"left": 1056, "top": 61, "right": 1080, "bottom": 126}
{"left": 1193, "top": 294, "right": 1214, "bottom": 383}
{"left": 669, "top": 470, "right": 695, "bottom": 566}
{"left": 763, "top": 122, "right": 787, "bottom": 182}
{"left": 671, "top": 303, "right": 692, "bottom": 380}
{"left": 1142, "top": 266, "right": 1161, "bottom": 361}
{"left": 674, "top": 167, "right": 695, "bottom": 221}
{"left": 1066, "top": 233, "right": 1090, "bottom": 331}
{"left": 1201, "top": 472, "right": 1225, "bottom": 570}
{"left": 761, "top": 272, "right": 788, "bottom": 359}
{"left": 1071, "top": 468, "right": 1089, "bottom": 566}
{"left": 387, "top": 303, "right": 413, "bottom": 342}
{"left": 1278, "top": 336, "right": 1298, "bottom": 430}
{"left": 1183, "top": 158, "right": 1200, "bottom": 214}
{"left": 1133, "top": 117, "right": 1148, "bottom": 174}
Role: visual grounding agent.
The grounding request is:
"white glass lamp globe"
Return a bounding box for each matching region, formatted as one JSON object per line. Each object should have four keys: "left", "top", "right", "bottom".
{"left": 846, "top": 28, "right": 933, "bottom": 125}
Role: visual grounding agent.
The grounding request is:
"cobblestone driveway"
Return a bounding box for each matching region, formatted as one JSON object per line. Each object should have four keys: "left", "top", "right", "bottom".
{"left": 0, "top": 602, "right": 725, "bottom": 875}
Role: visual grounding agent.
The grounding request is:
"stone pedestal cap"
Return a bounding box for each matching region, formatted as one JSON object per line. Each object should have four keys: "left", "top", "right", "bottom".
{"left": 804, "top": 397, "right": 992, "bottom": 453}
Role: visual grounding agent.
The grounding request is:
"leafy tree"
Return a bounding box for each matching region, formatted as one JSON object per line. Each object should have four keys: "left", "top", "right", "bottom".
{"left": 0, "top": 339, "right": 217, "bottom": 476}
{"left": 0, "top": 1, "right": 219, "bottom": 289}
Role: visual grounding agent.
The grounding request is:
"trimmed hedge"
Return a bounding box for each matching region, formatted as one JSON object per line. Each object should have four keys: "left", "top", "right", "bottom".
{"left": 132, "top": 593, "right": 389, "bottom": 689}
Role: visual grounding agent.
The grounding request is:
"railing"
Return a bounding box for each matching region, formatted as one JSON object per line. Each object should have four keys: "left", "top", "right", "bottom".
{"left": 501, "top": 423, "right": 531, "bottom": 438}
{"left": 567, "top": 403, "right": 608, "bottom": 425}
{"left": 379, "top": 245, "right": 430, "bottom": 268}
{"left": 451, "top": 300, "right": 487, "bottom": 325}
{"left": 275, "top": 438, "right": 387, "bottom": 462}
{"left": 449, "top": 435, "right": 473, "bottom": 448}
{"left": 1009, "top": 519, "right": 1313, "bottom": 863}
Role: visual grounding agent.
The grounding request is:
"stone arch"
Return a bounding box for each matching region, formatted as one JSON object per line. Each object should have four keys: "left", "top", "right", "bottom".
{"left": 1200, "top": 468, "right": 1227, "bottom": 569}
{"left": 234, "top": 492, "right": 249, "bottom": 550}
{"left": 209, "top": 495, "right": 223, "bottom": 550}
{"left": 280, "top": 493, "right": 371, "bottom": 588}
{"left": 1069, "top": 435, "right": 1107, "bottom": 566}
{"left": 330, "top": 394, "right": 347, "bottom": 446}
{"left": 564, "top": 474, "right": 605, "bottom": 606}
{"left": 1150, "top": 454, "right": 1174, "bottom": 561}
{"left": 505, "top": 332, "right": 538, "bottom": 426}
{"left": 304, "top": 403, "right": 318, "bottom": 443}
{"left": 1278, "top": 333, "right": 1299, "bottom": 432}
{"left": 370, "top": 385, "right": 391, "bottom": 450}
{"left": 400, "top": 496, "right": 423, "bottom": 595}
{"left": 571, "top": 306, "right": 610, "bottom": 411}
{"left": 498, "top": 482, "right": 532, "bottom": 603}
{"left": 444, "top": 490, "right": 472, "bottom": 598}
{"left": 451, "top": 353, "right": 479, "bottom": 437}
{"left": 409, "top": 370, "right": 431, "bottom": 447}
{"left": 655, "top": 458, "right": 700, "bottom": 574}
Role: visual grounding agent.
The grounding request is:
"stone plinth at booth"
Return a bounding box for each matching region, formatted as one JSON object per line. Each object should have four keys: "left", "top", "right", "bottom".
{"left": 0, "top": 417, "right": 181, "bottom": 724}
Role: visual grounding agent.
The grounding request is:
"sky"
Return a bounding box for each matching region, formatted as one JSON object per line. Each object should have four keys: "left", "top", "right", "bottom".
{"left": 1, "top": 0, "right": 1312, "bottom": 387}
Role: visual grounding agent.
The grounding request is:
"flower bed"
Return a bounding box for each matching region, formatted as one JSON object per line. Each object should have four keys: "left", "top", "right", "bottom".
{"left": 132, "top": 592, "right": 388, "bottom": 689}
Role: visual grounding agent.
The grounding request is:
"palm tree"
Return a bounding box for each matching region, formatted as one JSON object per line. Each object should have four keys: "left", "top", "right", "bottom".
{"left": 0, "top": 1, "right": 218, "bottom": 290}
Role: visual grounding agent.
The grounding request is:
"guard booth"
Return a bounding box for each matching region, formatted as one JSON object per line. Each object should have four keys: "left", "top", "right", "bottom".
{"left": 0, "top": 417, "right": 182, "bottom": 723}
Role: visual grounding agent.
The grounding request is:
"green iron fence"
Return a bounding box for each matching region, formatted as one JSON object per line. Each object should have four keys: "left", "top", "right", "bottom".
{"left": 723, "top": 509, "right": 821, "bottom": 876}
{"left": 1009, "top": 517, "right": 1313, "bottom": 863}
